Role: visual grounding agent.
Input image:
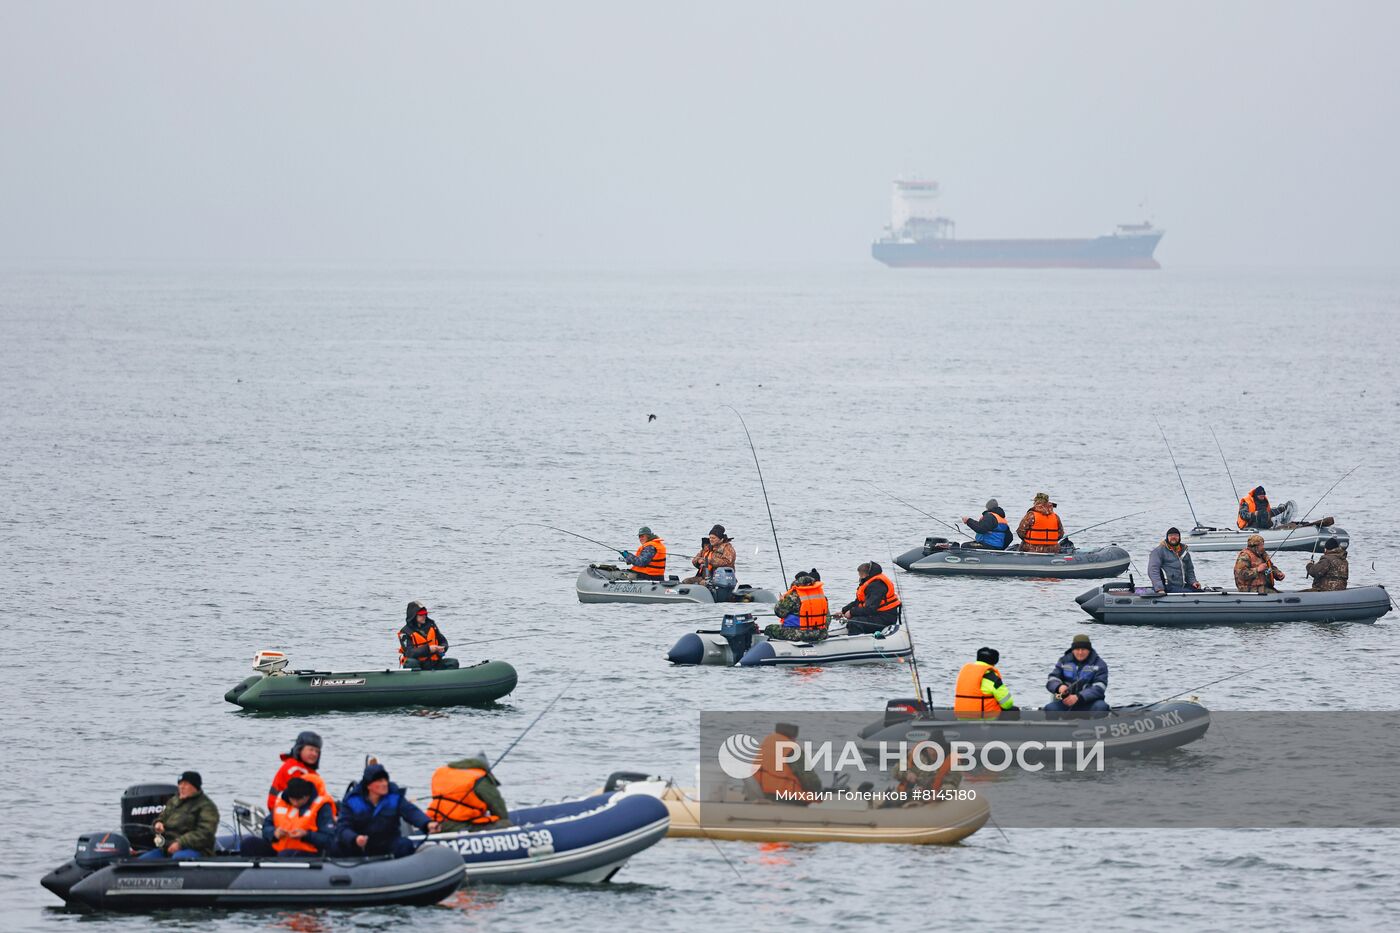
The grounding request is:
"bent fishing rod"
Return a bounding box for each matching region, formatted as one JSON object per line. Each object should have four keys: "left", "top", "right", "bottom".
{"left": 865, "top": 481, "right": 966, "bottom": 536}
{"left": 1208, "top": 425, "right": 1241, "bottom": 505}
{"left": 726, "top": 406, "right": 787, "bottom": 584}
{"left": 1154, "top": 417, "right": 1201, "bottom": 529}
{"left": 511, "top": 523, "right": 621, "bottom": 553}
{"left": 1265, "top": 464, "right": 1361, "bottom": 561}
{"left": 1062, "top": 510, "right": 1149, "bottom": 542}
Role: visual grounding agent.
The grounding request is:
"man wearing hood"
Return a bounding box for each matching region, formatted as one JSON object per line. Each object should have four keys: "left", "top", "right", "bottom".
{"left": 961, "top": 499, "right": 1013, "bottom": 550}
{"left": 399, "top": 601, "right": 455, "bottom": 670}
{"left": 427, "top": 757, "right": 511, "bottom": 831}
{"left": 1237, "top": 485, "right": 1292, "bottom": 530}
{"left": 1044, "top": 635, "right": 1110, "bottom": 713}
{"left": 765, "top": 569, "right": 829, "bottom": 642}
{"left": 1234, "top": 535, "right": 1285, "bottom": 593}
{"left": 1305, "top": 537, "right": 1349, "bottom": 591}
{"left": 334, "top": 763, "right": 439, "bottom": 857}
{"left": 268, "top": 730, "right": 334, "bottom": 815}
{"left": 1016, "top": 493, "right": 1064, "bottom": 554}
{"left": 1147, "top": 527, "right": 1202, "bottom": 595}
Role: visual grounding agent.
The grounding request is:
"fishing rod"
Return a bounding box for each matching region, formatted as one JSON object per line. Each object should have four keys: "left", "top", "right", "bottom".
{"left": 457, "top": 632, "right": 546, "bottom": 648}
{"left": 511, "top": 522, "right": 621, "bottom": 554}
{"left": 884, "top": 547, "right": 923, "bottom": 699}
{"left": 726, "top": 406, "right": 787, "bottom": 584}
{"left": 1061, "top": 510, "right": 1149, "bottom": 542}
{"left": 1145, "top": 664, "right": 1270, "bottom": 707}
{"left": 1265, "top": 464, "right": 1361, "bottom": 561}
{"left": 865, "top": 481, "right": 966, "bottom": 536}
{"left": 1154, "top": 417, "right": 1200, "bottom": 529}
{"left": 1208, "top": 425, "right": 1240, "bottom": 505}
{"left": 493, "top": 672, "right": 583, "bottom": 770}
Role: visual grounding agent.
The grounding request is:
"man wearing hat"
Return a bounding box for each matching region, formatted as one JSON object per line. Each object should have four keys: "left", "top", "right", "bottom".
{"left": 1234, "top": 535, "right": 1285, "bottom": 593}
{"left": 1305, "top": 537, "right": 1349, "bottom": 592}
{"left": 1237, "top": 485, "right": 1294, "bottom": 530}
{"left": 1147, "top": 527, "right": 1202, "bottom": 595}
{"left": 961, "top": 499, "right": 1013, "bottom": 550}
{"left": 954, "top": 647, "right": 1018, "bottom": 719}
{"left": 267, "top": 730, "right": 334, "bottom": 815}
{"left": 765, "top": 569, "right": 829, "bottom": 642}
{"left": 334, "top": 762, "right": 439, "bottom": 857}
{"left": 619, "top": 527, "right": 667, "bottom": 580}
{"left": 242, "top": 777, "right": 335, "bottom": 857}
{"left": 1044, "top": 635, "right": 1110, "bottom": 713}
{"left": 682, "top": 524, "right": 735, "bottom": 584}
{"left": 1016, "top": 493, "right": 1065, "bottom": 553}
{"left": 399, "top": 601, "right": 456, "bottom": 670}
{"left": 140, "top": 771, "right": 220, "bottom": 859}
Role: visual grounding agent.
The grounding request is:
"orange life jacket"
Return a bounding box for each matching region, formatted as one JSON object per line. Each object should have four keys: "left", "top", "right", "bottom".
{"left": 268, "top": 759, "right": 337, "bottom": 817}
{"left": 633, "top": 538, "right": 667, "bottom": 578}
{"left": 755, "top": 732, "right": 806, "bottom": 798}
{"left": 399, "top": 622, "right": 444, "bottom": 666}
{"left": 427, "top": 765, "right": 499, "bottom": 826}
{"left": 795, "top": 582, "right": 828, "bottom": 630}
{"left": 1024, "top": 509, "right": 1063, "bottom": 547}
{"left": 954, "top": 661, "right": 1004, "bottom": 719}
{"left": 855, "top": 573, "right": 902, "bottom": 615}
{"left": 1237, "top": 491, "right": 1268, "bottom": 529}
{"left": 271, "top": 795, "right": 332, "bottom": 853}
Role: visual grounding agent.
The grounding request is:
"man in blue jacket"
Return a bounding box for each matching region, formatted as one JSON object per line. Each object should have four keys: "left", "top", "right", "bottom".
{"left": 334, "top": 763, "right": 439, "bottom": 857}
{"left": 1044, "top": 634, "right": 1109, "bottom": 713}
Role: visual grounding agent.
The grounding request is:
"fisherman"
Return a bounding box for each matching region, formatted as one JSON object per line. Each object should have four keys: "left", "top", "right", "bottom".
{"left": 1044, "top": 634, "right": 1110, "bottom": 713}
{"left": 1017, "top": 493, "right": 1064, "bottom": 553}
{"left": 765, "top": 569, "right": 828, "bottom": 642}
{"left": 1147, "top": 527, "right": 1202, "bottom": 595}
{"left": 398, "top": 601, "right": 457, "bottom": 670}
{"left": 267, "top": 730, "right": 334, "bottom": 815}
{"left": 839, "top": 561, "right": 902, "bottom": 635}
{"left": 1234, "top": 534, "right": 1285, "bottom": 593}
{"left": 241, "top": 777, "right": 335, "bottom": 857}
{"left": 887, "top": 738, "right": 956, "bottom": 807}
{"left": 427, "top": 756, "right": 511, "bottom": 831}
{"left": 953, "top": 647, "right": 1017, "bottom": 719}
{"left": 754, "top": 722, "right": 823, "bottom": 803}
{"left": 682, "top": 524, "right": 735, "bottom": 584}
{"left": 619, "top": 527, "right": 667, "bottom": 580}
{"left": 140, "top": 771, "right": 219, "bottom": 859}
{"left": 1237, "top": 485, "right": 1291, "bottom": 530}
{"left": 1305, "top": 537, "right": 1349, "bottom": 592}
{"left": 961, "top": 499, "right": 1013, "bottom": 550}
{"left": 334, "top": 762, "right": 439, "bottom": 858}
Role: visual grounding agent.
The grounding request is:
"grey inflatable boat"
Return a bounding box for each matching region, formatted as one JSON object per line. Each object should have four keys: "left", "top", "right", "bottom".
{"left": 576, "top": 564, "right": 778, "bottom": 605}
{"left": 1076, "top": 582, "right": 1393, "bottom": 625}
{"left": 895, "top": 538, "right": 1130, "bottom": 579}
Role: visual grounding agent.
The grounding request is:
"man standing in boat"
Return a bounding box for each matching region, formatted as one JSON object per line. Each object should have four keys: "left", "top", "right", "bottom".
{"left": 1043, "top": 634, "right": 1110, "bottom": 714}
{"left": 1147, "top": 527, "right": 1203, "bottom": 595}
{"left": 1016, "top": 493, "right": 1064, "bottom": 553}
{"left": 961, "top": 499, "right": 1013, "bottom": 549}
{"left": 399, "top": 601, "right": 457, "bottom": 670}
{"left": 1234, "top": 535, "right": 1285, "bottom": 593}
{"left": 1237, "top": 485, "right": 1293, "bottom": 530}
{"left": 619, "top": 527, "right": 667, "bottom": 580}
{"left": 682, "top": 524, "right": 735, "bottom": 584}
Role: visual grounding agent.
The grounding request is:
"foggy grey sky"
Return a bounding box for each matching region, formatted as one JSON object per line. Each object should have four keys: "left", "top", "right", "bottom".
{"left": 2, "top": 1, "right": 1396, "bottom": 267}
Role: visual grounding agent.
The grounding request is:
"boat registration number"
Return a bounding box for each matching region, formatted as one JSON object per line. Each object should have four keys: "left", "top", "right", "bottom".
{"left": 1092, "top": 709, "right": 1185, "bottom": 739}
{"left": 442, "top": 828, "right": 555, "bottom": 856}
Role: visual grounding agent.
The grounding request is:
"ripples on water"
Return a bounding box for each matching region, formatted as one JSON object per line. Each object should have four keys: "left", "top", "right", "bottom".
{"left": 1, "top": 264, "right": 1398, "bottom": 930}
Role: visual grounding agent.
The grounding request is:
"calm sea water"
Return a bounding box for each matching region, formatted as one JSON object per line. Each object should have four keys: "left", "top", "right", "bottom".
{"left": 2, "top": 262, "right": 1398, "bottom": 931}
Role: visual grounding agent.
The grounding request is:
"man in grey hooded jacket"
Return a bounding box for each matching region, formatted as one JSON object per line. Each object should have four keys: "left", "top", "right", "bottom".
{"left": 1147, "top": 527, "right": 1201, "bottom": 594}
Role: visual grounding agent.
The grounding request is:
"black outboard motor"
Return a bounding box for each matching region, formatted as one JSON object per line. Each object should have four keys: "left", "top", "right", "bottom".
{"left": 76, "top": 831, "right": 131, "bottom": 868}
{"left": 923, "top": 536, "right": 952, "bottom": 555}
{"left": 884, "top": 697, "right": 928, "bottom": 726}
{"left": 121, "top": 782, "right": 176, "bottom": 851}
{"left": 720, "top": 613, "right": 757, "bottom": 657}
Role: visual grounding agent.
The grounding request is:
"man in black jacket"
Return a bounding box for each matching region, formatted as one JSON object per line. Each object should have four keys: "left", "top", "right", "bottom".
{"left": 398, "top": 601, "right": 457, "bottom": 670}
{"left": 839, "top": 562, "right": 902, "bottom": 635}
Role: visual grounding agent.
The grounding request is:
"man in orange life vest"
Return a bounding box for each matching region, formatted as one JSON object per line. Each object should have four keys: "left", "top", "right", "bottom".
{"left": 954, "top": 647, "right": 1018, "bottom": 719}
{"left": 240, "top": 778, "right": 335, "bottom": 857}
{"left": 1016, "top": 493, "right": 1064, "bottom": 554}
{"left": 426, "top": 756, "right": 511, "bottom": 831}
{"left": 1237, "top": 485, "right": 1291, "bottom": 530}
{"left": 619, "top": 527, "right": 667, "bottom": 580}
{"left": 764, "top": 569, "right": 829, "bottom": 642}
{"left": 267, "top": 731, "right": 335, "bottom": 815}
{"left": 753, "top": 722, "right": 823, "bottom": 803}
{"left": 839, "top": 561, "right": 902, "bottom": 635}
{"left": 399, "top": 601, "right": 457, "bottom": 670}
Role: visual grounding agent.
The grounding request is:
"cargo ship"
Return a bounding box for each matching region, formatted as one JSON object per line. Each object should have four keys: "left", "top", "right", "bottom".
{"left": 871, "top": 179, "right": 1163, "bottom": 269}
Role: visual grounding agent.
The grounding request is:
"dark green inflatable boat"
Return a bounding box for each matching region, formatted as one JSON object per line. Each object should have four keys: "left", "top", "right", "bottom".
{"left": 225, "top": 660, "right": 518, "bottom": 712}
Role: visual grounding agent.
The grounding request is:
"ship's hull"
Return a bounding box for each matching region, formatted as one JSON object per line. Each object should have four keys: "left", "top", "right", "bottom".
{"left": 872, "top": 232, "right": 1162, "bottom": 269}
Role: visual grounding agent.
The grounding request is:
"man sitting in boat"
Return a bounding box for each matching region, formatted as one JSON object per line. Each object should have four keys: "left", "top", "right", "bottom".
{"left": 960, "top": 499, "right": 1013, "bottom": 549}
{"left": 1147, "top": 527, "right": 1203, "bottom": 595}
{"left": 1233, "top": 535, "right": 1285, "bottom": 593}
{"left": 1237, "top": 485, "right": 1292, "bottom": 530}
{"left": 764, "top": 570, "right": 828, "bottom": 642}
{"left": 618, "top": 527, "right": 667, "bottom": 580}
{"left": 954, "top": 648, "right": 1017, "bottom": 719}
{"left": 334, "top": 763, "right": 440, "bottom": 858}
{"left": 399, "top": 601, "right": 458, "bottom": 670}
{"left": 682, "top": 524, "right": 735, "bottom": 584}
{"left": 1016, "top": 493, "right": 1064, "bottom": 553}
{"left": 839, "top": 561, "right": 902, "bottom": 635}
{"left": 887, "top": 738, "right": 955, "bottom": 806}
{"left": 427, "top": 756, "right": 511, "bottom": 831}
{"left": 1043, "top": 634, "right": 1110, "bottom": 714}
{"left": 268, "top": 730, "right": 335, "bottom": 815}
{"left": 754, "top": 722, "right": 823, "bottom": 804}
{"left": 1305, "top": 537, "right": 1349, "bottom": 591}
{"left": 241, "top": 778, "right": 335, "bottom": 857}
{"left": 140, "top": 771, "right": 219, "bottom": 860}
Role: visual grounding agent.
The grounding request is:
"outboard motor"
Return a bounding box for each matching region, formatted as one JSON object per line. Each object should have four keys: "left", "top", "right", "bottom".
{"left": 720, "top": 613, "right": 758, "bottom": 658}
{"left": 884, "top": 697, "right": 928, "bottom": 726}
{"left": 121, "top": 782, "right": 177, "bottom": 851}
{"left": 76, "top": 831, "right": 131, "bottom": 868}
{"left": 922, "top": 536, "right": 949, "bottom": 555}
{"left": 709, "top": 566, "right": 738, "bottom": 603}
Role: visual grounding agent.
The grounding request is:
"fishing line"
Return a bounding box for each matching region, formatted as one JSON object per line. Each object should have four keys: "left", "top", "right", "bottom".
{"left": 493, "top": 672, "right": 583, "bottom": 769}
{"left": 864, "top": 480, "right": 966, "bottom": 536}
